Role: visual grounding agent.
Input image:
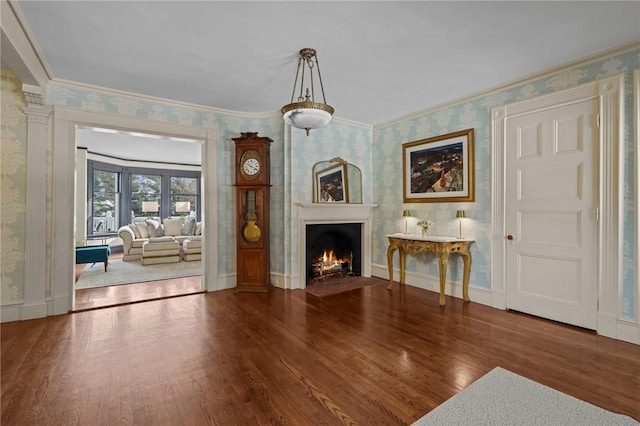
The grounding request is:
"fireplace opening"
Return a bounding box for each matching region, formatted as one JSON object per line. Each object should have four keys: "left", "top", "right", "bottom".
{"left": 305, "top": 223, "right": 362, "bottom": 284}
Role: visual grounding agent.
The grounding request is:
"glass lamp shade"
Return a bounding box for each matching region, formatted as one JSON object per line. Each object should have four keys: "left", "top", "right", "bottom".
{"left": 281, "top": 101, "right": 334, "bottom": 135}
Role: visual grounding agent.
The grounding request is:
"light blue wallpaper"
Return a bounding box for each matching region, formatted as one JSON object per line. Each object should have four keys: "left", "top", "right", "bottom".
{"left": 47, "top": 85, "right": 283, "bottom": 275}
{"left": 41, "top": 46, "right": 638, "bottom": 321}
{"left": 45, "top": 85, "right": 371, "bottom": 278}
{"left": 372, "top": 47, "right": 639, "bottom": 319}
{"left": 286, "top": 121, "right": 373, "bottom": 277}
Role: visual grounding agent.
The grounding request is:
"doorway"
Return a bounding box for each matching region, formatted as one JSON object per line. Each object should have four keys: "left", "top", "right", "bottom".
{"left": 51, "top": 107, "right": 219, "bottom": 315}
{"left": 491, "top": 74, "right": 624, "bottom": 335}
{"left": 73, "top": 126, "right": 204, "bottom": 309}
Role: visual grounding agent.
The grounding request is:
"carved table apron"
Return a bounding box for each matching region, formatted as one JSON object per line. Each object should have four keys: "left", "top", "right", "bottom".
{"left": 385, "top": 234, "right": 473, "bottom": 305}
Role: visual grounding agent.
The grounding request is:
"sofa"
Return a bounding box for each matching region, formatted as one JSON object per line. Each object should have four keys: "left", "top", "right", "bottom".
{"left": 118, "top": 217, "right": 203, "bottom": 261}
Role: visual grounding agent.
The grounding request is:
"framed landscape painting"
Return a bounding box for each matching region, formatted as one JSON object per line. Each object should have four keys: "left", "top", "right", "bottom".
{"left": 316, "top": 164, "right": 348, "bottom": 203}
{"left": 402, "top": 128, "right": 475, "bottom": 203}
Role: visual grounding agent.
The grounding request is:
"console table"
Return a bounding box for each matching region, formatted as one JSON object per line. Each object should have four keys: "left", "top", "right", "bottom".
{"left": 385, "top": 233, "right": 473, "bottom": 305}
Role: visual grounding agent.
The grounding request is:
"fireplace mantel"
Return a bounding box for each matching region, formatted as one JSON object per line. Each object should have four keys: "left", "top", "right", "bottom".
{"left": 295, "top": 203, "right": 377, "bottom": 288}
{"left": 295, "top": 203, "right": 377, "bottom": 221}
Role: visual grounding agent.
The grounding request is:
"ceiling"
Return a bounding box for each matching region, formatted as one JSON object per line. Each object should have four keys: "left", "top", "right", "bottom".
{"left": 7, "top": 1, "right": 640, "bottom": 165}
{"left": 14, "top": 1, "right": 640, "bottom": 126}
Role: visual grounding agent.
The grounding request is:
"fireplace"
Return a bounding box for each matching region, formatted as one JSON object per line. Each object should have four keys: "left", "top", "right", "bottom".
{"left": 295, "top": 203, "right": 376, "bottom": 289}
{"left": 306, "top": 223, "right": 361, "bottom": 283}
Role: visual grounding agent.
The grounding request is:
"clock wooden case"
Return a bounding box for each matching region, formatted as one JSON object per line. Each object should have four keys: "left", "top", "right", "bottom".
{"left": 233, "top": 132, "right": 272, "bottom": 292}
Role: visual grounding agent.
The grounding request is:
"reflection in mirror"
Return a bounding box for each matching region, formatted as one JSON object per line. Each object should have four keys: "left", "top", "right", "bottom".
{"left": 312, "top": 157, "right": 362, "bottom": 203}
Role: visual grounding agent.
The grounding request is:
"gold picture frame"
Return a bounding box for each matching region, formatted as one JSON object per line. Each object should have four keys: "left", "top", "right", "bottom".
{"left": 402, "top": 128, "right": 475, "bottom": 203}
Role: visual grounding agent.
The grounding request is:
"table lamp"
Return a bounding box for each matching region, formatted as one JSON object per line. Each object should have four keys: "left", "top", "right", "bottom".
{"left": 403, "top": 210, "right": 411, "bottom": 234}
{"left": 142, "top": 201, "right": 159, "bottom": 218}
{"left": 456, "top": 210, "right": 465, "bottom": 238}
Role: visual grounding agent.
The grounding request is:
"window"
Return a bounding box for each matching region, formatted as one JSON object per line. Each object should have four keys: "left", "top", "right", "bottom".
{"left": 91, "top": 169, "right": 120, "bottom": 234}
{"left": 87, "top": 160, "right": 201, "bottom": 236}
{"left": 131, "top": 173, "right": 162, "bottom": 220}
{"left": 171, "top": 177, "right": 198, "bottom": 217}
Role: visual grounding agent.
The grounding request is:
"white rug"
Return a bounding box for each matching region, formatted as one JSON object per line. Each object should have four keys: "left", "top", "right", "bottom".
{"left": 76, "top": 259, "right": 202, "bottom": 289}
{"left": 413, "top": 367, "right": 638, "bottom": 425}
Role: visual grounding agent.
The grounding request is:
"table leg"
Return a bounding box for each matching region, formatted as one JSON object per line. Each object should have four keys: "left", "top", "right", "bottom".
{"left": 462, "top": 253, "right": 471, "bottom": 302}
{"left": 437, "top": 251, "right": 449, "bottom": 305}
{"left": 386, "top": 246, "right": 397, "bottom": 290}
{"left": 399, "top": 248, "right": 406, "bottom": 285}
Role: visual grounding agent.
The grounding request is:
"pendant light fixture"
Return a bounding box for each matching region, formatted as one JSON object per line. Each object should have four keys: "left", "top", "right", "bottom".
{"left": 281, "top": 48, "right": 334, "bottom": 136}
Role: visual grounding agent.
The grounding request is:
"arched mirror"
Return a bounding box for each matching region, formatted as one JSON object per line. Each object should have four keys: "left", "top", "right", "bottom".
{"left": 312, "top": 157, "right": 362, "bottom": 203}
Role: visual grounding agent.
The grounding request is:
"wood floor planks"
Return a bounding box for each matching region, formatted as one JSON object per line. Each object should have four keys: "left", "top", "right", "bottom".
{"left": 2, "top": 282, "right": 639, "bottom": 425}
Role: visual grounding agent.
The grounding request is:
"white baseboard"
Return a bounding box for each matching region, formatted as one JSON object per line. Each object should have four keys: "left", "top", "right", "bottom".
{"left": 0, "top": 302, "right": 23, "bottom": 323}
{"left": 371, "top": 263, "right": 493, "bottom": 307}
{"left": 20, "top": 302, "right": 48, "bottom": 320}
{"left": 613, "top": 320, "right": 640, "bottom": 345}
{"left": 207, "top": 273, "right": 235, "bottom": 291}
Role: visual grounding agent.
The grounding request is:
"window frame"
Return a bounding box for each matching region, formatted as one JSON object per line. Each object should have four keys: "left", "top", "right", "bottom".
{"left": 87, "top": 160, "right": 201, "bottom": 237}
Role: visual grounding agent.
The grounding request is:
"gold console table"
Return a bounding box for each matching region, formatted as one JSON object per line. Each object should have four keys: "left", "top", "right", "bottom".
{"left": 385, "top": 233, "right": 473, "bottom": 305}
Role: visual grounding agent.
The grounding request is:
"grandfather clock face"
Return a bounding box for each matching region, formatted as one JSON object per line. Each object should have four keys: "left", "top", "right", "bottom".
{"left": 233, "top": 132, "right": 272, "bottom": 292}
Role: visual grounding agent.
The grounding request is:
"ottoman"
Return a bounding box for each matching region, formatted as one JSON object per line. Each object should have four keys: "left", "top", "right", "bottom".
{"left": 182, "top": 236, "right": 202, "bottom": 261}
{"left": 76, "top": 245, "right": 111, "bottom": 271}
{"left": 142, "top": 237, "right": 180, "bottom": 265}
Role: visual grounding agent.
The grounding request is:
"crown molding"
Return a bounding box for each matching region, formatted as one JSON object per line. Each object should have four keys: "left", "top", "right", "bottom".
{"left": 374, "top": 40, "right": 640, "bottom": 129}
{"left": 2, "top": 1, "right": 51, "bottom": 90}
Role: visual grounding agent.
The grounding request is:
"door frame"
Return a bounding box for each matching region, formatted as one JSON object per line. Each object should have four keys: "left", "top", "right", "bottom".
{"left": 51, "top": 107, "right": 220, "bottom": 314}
{"left": 491, "top": 73, "right": 624, "bottom": 339}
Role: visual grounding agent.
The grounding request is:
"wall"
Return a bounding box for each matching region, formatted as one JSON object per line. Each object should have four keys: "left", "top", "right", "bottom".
{"left": 1, "top": 70, "right": 28, "bottom": 304}
{"left": 281, "top": 119, "right": 373, "bottom": 286}
{"left": 371, "top": 46, "right": 639, "bottom": 322}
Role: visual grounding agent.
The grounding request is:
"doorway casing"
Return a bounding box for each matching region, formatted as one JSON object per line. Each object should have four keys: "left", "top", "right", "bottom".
{"left": 51, "top": 107, "right": 219, "bottom": 314}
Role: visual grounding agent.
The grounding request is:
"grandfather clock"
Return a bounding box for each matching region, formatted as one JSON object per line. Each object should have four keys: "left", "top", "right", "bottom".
{"left": 233, "top": 132, "right": 272, "bottom": 292}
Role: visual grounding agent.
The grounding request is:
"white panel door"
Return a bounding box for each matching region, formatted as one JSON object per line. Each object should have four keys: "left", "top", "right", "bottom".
{"left": 505, "top": 98, "right": 598, "bottom": 329}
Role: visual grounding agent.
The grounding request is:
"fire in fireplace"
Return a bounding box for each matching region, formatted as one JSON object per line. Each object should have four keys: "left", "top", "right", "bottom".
{"left": 306, "top": 223, "right": 361, "bottom": 283}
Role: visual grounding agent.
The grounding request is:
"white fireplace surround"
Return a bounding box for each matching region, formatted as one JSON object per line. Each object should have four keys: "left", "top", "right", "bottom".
{"left": 296, "top": 203, "right": 377, "bottom": 289}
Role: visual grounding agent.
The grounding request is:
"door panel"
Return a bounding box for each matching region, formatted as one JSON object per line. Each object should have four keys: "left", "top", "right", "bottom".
{"left": 506, "top": 99, "right": 598, "bottom": 329}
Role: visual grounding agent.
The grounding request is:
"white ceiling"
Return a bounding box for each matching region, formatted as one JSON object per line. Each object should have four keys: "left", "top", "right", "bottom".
{"left": 15, "top": 1, "right": 640, "bottom": 125}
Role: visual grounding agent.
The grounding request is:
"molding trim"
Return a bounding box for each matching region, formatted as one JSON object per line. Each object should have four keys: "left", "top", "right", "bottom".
{"left": 491, "top": 73, "right": 625, "bottom": 339}
{"left": 50, "top": 78, "right": 373, "bottom": 129}
{"left": 51, "top": 78, "right": 280, "bottom": 120}
{"left": 375, "top": 41, "right": 639, "bottom": 129}
{"left": 635, "top": 69, "right": 640, "bottom": 325}
{"left": 1, "top": 0, "right": 50, "bottom": 92}
{"left": 370, "top": 263, "right": 493, "bottom": 307}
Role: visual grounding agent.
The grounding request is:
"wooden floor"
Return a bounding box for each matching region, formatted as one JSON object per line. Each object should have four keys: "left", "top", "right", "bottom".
{"left": 2, "top": 281, "right": 639, "bottom": 425}
{"left": 74, "top": 253, "right": 203, "bottom": 311}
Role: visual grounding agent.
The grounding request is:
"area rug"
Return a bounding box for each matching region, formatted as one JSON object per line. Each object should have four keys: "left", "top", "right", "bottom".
{"left": 76, "top": 259, "right": 202, "bottom": 289}
{"left": 412, "top": 367, "right": 638, "bottom": 425}
{"left": 305, "top": 276, "right": 384, "bottom": 298}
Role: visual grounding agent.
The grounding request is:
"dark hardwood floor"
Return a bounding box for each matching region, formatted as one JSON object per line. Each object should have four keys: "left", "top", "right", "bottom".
{"left": 2, "top": 281, "right": 639, "bottom": 425}
{"left": 74, "top": 252, "right": 203, "bottom": 311}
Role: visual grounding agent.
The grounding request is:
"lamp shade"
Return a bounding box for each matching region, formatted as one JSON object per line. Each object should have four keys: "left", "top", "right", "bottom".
{"left": 142, "top": 201, "right": 159, "bottom": 213}
{"left": 456, "top": 210, "right": 466, "bottom": 218}
{"left": 282, "top": 102, "right": 334, "bottom": 132}
{"left": 403, "top": 210, "right": 411, "bottom": 217}
{"left": 175, "top": 201, "right": 191, "bottom": 213}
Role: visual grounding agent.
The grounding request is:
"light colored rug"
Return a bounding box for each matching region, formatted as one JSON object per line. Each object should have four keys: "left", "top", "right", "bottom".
{"left": 413, "top": 367, "right": 638, "bottom": 425}
{"left": 76, "top": 259, "right": 202, "bottom": 289}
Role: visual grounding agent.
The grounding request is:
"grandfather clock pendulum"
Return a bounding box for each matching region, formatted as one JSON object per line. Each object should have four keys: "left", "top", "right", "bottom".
{"left": 233, "top": 132, "right": 272, "bottom": 292}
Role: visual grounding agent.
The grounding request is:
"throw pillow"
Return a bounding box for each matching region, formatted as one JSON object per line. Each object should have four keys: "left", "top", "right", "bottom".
{"left": 163, "top": 218, "right": 183, "bottom": 237}
{"left": 130, "top": 223, "right": 142, "bottom": 239}
{"left": 137, "top": 223, "right": 150, "bottom": 239}
{"left": 182, "top": 217, "right": 196, "bottom": 236}
{"left": 146, "top": 219, "right": 164, "bottom": 237}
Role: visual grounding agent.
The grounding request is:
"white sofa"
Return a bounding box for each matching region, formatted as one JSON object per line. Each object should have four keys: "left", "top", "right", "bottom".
{"left": 118, "top": 218, "right": 202, "bottom": 261}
